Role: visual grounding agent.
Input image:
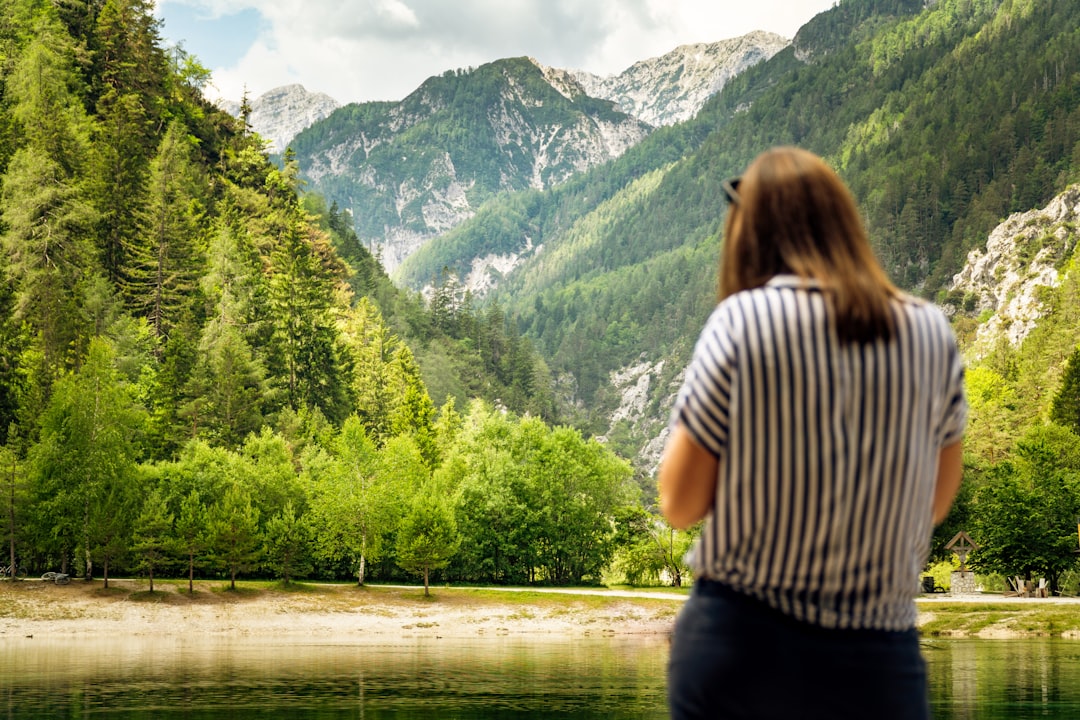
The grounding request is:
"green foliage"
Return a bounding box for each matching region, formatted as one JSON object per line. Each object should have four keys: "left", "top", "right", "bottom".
{"left": 395, "top": 487, "right": 460, "bottom": 596}
{"left": 131, "top": 488, "right": 174, "bottom": 592}
{"left": 609, "top": 505, "right": 693, "bottom": 587}
{"left": 1050, "top": 346, "right": 1080, "bottom": 435}
{"left": 208, "top": 483, "right": 261, "bottom": 590}
{"left": 390, "top": 0, "right": 1080, "bottom": 449}
{"left": 444, "top": 401, "right": 634, "bottom": 585}
{"left": 971, "top": 425, "right": 1080, "bottom": 592}
{"left": 263, "top": 501, "right": 312, "bottom": 584}
{"left": 173, "top": 489, "right": 207, "bottom": 593}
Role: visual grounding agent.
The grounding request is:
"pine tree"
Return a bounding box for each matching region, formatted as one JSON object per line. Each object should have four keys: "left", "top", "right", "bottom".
{"left": 208, "top": 483, "right": 261, "bottom": 591}
{"left": 131, "top": 488, "right": 173, "bottom": 592}
{"left": 128, "top": 119, "right": 204, "bottom": 342}
{"left": 174, "top": 489, "right": 207, "bottom": 594}
{"left": 1, "top": 11, "right": 100, "bottom": 375}
{"left": 91, "top": 0, "right": 169, "bottom": 284}
{"left": 1051, "top": 347, "right": 1080, "bottom": 436}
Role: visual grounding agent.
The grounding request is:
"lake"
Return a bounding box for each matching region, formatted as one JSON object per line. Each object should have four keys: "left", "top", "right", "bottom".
{"left": 2, "top": 635, "right": 1080, "bottom": 718}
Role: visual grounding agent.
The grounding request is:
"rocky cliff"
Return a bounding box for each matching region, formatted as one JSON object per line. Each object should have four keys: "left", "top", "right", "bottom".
{"left": 947, "top": 184, "right": 1080, "bottom": 358}
{"left": 570, "top": 32, "right": 789, "bottom": 127}
{"left": 291, "top": 58, "right": 652, "bottom": 274}
{"left": 220, "top": 84, "right": 340, "bottom": 155}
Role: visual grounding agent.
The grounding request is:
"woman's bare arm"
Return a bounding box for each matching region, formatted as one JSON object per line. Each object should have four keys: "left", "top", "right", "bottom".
{"left": 932, "top": 441, "right": 964, "bottom": 525}
{"left": 659, "top": 424, "right": 719, "bottom": 529}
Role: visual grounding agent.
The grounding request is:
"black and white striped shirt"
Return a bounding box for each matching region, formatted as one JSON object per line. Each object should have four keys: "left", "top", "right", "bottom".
{"left": 673, "top": 275, "right": 967, "bottom": 631}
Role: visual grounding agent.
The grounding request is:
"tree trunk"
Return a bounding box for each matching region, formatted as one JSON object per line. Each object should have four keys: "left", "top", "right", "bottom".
{"left": 103, "top": 555, "right": 110, "bottom": 589}
{"left": 7, "top": 458, "right": 15, "bottom": 581}
{"left": 149, "top": 565, "right": 154, "bottom": 593}
{"left": 230, "top": 566, "right": 236, "bottom": 590}
{"left": 357, "top": 554, "right": 366, "bottom": 586}
{"left": 188, "top": 552, "right": 194, "bottom": 594}
{"left": 423, "top": 566, "right": 430, "bottom": 597}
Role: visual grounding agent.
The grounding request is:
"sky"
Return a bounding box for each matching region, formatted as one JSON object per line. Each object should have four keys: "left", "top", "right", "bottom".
{"left": 154, "top": 0, "right": 839, "bottom": 105}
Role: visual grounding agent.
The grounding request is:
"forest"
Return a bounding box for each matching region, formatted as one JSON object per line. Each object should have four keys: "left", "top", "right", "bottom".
{"left": 398, "top": 0, "right": 1080, "bottom": 592}
{"left": 0, "top": 0, "right": 686, "bottom": 589}
{"left": 3, "top": 0, "right": 1080, "bottom": 595}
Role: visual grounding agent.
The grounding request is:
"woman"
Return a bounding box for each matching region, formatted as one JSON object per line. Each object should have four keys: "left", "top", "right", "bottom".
{"left": 660, "top": 147, "right": 966, "bottom": 720}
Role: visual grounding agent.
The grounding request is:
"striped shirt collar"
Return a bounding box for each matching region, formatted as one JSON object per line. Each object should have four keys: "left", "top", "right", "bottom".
{"left": 763, "top": 274, "right": 821, "bottom": 290}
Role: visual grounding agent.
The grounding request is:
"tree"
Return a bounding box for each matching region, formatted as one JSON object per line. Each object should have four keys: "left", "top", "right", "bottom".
{"left": 127, "top": 119, "right": 205, "bottom": 342}
{"left": 131, "top": 488, "right": 173, "bottom": 592}
{"left": 1050, "top": 347, "right": 1080, "bottom": 436}
{"left": 90, "top": 0, "right": 169, "bottom": 285}
{"left": 174, "top": 489, "right": 207, "bottom": 594}
{"left": 208, "top": 483, "right": 261, "bottom": 590}
{"left": 972, "top": 425, "right": 1080, "bottom": 593}
{"left": 185, "top": 321, "right": 267, "bottom": 448}
{"left": 1, "top": 11, "right": 99, "bottom": 376}
{"left": 265, "top": 209, "right": 350, "bottom": 423}
{"left": 396, "top": 488, "right": 460, "bottom": 596}
{"left": 306, "top": 417, "right": 390, "bottom": 584}
{"left": 264, "top": 501, "right": 311, "bottom": 584}
{"left": 0, "top": 442, "right": 27, "bottom": 581}
{"left": 611, "top": 505, "right": 694, "bottom": 587}
{"left": 29, "top": 338, "right": 144, "bottom": 580}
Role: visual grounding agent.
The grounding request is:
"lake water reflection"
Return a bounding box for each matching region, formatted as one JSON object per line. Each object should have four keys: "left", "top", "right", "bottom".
{"left": 3, "top": 636, "right": 1080, "bottom": 718}
{"left": 0, "top": 635, "right": 669, "bottom": 719}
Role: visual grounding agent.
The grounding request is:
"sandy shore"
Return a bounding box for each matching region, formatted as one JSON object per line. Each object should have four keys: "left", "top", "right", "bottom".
{"left": 5, "top": 579, "right": 1080, "bottom": 641}
{"left": 0, "top": 578, "right": 682, "bottom": 640}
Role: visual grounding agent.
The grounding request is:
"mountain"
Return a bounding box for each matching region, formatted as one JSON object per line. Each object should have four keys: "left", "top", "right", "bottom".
{"left": 289, "top": 58, "right": 651, "bottom": 274}
{"left": 947, "top": 184, "right": 1080, "bottom": 360}
{"left": 940, "top": 181, "right": 1080, "bottom": 465}
{"left": 570, "top": 31, "right": 790, "bottom": 127}
{"left": 219, "top": 84, "right": 340, "bottom": 155}
{"left": 397, "top": 0, "right": 1080, "bottom": 470}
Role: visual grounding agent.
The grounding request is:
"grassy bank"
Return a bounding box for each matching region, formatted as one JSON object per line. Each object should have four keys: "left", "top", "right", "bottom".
{"left": 916, "top": 599, "right": 1080, "bottom": 638}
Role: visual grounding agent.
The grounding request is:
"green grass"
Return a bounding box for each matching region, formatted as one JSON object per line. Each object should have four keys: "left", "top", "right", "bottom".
{"left": 916, "top": 602, "right": 1080, "bottom": 637}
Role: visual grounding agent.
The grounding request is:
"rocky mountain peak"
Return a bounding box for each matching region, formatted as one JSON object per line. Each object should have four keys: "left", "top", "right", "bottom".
{"left": 219, "top": 84, "right": 340, "bottom": 155}
{"left": 568, "top": 31, "right": 790, "bottom": 127}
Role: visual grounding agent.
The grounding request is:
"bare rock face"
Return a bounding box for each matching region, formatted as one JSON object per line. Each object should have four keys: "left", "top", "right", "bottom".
{"left": 294, "top": 57, "right": 653, "bottom": 275}
{"left": 569, "top": 31, "right": 790, "bottom": 127}
{"left": 949, "top": 185, "right": 1080, "bottom": 357}
{"left": 219, "top": 84, "right": 340, "bottom": 155}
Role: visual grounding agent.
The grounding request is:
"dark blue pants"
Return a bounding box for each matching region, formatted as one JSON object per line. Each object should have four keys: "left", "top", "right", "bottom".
{"left": 668, "top": 580, "right": 929, "bottom": 720}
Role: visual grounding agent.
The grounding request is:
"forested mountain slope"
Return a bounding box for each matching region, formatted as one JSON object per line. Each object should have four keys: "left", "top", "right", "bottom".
{"left": 0, "top": 0, "right": 619, "bottom": 588}
{"left": 289, "top": 58, "right": 653, "bottom": 273}
{"left": 400, "top": 0, "right": 1080, "bottom": 465}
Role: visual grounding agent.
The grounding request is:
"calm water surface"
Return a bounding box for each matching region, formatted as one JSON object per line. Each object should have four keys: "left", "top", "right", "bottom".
{"left": 3, "top": 636, "right": 1080, "bottom": 718}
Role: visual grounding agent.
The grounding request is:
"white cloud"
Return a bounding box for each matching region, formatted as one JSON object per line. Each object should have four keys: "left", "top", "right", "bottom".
{"left": 160, "top": 0, "right": 837, "bottom": 104}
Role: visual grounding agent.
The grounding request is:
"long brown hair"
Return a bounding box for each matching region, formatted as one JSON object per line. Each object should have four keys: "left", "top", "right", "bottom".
{"left": 719, "top": 146, "right": 898, "bottom": 343}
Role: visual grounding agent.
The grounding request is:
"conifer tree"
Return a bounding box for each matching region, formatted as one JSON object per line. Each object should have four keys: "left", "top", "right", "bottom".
{"left": 131, "top": 488, "right": 174, "bottom": 592}
{"left": 208, "top": 483, "right": 261, "bottom": 591}
{"left": 264, "top": 501, "right": 311, "bottom": 584}
{"left": 1051, "top": 346, "right": 1080, "bottom": 436}
{"left": 174, "top": 489, "right": 207, "bottom": 594}
{"left": 89, "top": 0, "right": 170, "bottom": 284}
{"left": 1, "top": 10, "right": 100, "bottom": 376}
{"left": 128, "top": 119, "right": 204, "bottom": 342}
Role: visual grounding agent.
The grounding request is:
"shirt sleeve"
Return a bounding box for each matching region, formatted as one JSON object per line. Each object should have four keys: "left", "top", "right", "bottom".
{"left": 938, "top": 319, "right": 968, "bottom": 448}
{"left": 670, "top": 304, "right": 738, "bottom": 458}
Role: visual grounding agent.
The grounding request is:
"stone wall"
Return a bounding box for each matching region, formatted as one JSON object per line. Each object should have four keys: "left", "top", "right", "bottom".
{"left": 950, "top": 571, "right": 978, "bottom": 596}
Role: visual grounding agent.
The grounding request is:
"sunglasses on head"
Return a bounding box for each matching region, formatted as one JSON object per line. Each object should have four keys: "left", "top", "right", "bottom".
{"left": 721, "top": 176, "right": 741, "bottom": 206}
